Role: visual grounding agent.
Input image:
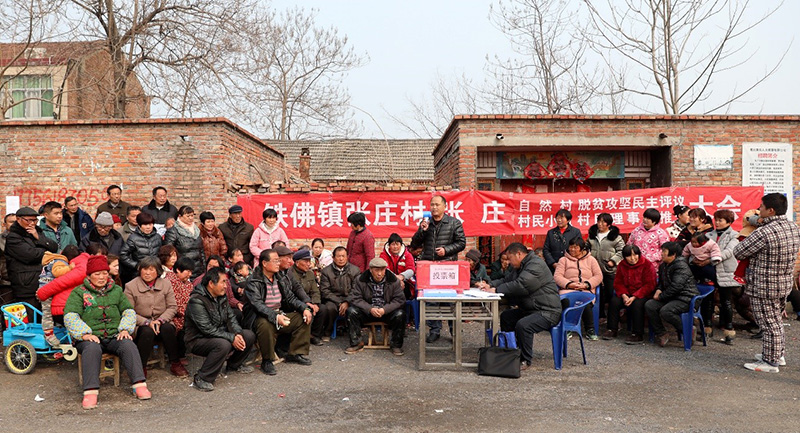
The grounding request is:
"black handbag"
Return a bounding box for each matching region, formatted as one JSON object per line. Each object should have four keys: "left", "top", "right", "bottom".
{"left": 477, "top": 335, "right": 521, "bottom": 378}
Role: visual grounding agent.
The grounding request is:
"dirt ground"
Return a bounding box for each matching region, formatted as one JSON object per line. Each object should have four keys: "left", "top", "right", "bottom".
{"left": 2, "top": 317, "right": 800, "bottom": 433}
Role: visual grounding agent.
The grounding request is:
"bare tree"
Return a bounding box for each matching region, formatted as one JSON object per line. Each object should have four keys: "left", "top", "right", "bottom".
{"left": 583, "top": 0, "right": 786, "bottom": 114}
{"left": 49, "top": 0, "right": 254, "bottom": 118}
{"left": 486, "top": 0, "right": 603, "bottom": 114}
{"left": 221, "top": 7, "right": 367, "bottom": 140}
{"left": 388, "top": 72, "right": 483, "bottom": 139}
{"left": 391, "top": 0, "right": 612, "bottom": 137}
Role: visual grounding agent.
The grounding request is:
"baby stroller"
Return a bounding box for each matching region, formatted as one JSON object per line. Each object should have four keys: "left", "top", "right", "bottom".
{"left": 2, "top": 302, "right": 77, "bottom": 374}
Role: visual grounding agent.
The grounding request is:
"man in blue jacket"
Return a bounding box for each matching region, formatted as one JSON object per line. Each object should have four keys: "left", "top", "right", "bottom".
{"left": 63, "top": 196, "right": 94, "bottom": 242}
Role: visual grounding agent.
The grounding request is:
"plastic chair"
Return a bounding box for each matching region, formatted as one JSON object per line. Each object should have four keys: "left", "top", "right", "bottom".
{"left": 592, "top": 284, "right": 601, "bottom": 334}
{"left": 677, "top": 284, "right": 715, "bottom": 351}
{"left": 331, "top": 315, "right": 341, "bottom": 339}
{"left": 550, "top": 291, "right": 595, "bottom": 370}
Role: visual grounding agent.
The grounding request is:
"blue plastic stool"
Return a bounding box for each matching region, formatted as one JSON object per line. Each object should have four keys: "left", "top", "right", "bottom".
{"left": 331, "top": 315, "right": 341, "bottom": 340}
{"left": 592, "top": 284, "right": 601, "bottom": 334}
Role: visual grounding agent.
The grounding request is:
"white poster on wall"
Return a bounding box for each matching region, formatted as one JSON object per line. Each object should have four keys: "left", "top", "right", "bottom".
{"left": 5, "top": 196, "right": 20, "bottom": 215}
{"left": 694, "top": 145, "right": 733, "bottom": 170}
{"left": 742, "top": 142, "right": 793, "bottom": 220}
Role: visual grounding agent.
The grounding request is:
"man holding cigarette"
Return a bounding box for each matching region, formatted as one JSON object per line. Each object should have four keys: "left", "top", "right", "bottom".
{"left": 243, "top": 249, "right": 313, "bottom": 375}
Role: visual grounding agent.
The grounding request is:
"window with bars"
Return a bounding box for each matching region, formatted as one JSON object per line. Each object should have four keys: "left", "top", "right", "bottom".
{"left": 2, "top": 75, "right": 54, "bottom": 119}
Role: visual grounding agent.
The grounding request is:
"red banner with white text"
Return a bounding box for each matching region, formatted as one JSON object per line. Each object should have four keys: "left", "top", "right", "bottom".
{"left": 236, "top": 186, "right": 764, "bottom": 238}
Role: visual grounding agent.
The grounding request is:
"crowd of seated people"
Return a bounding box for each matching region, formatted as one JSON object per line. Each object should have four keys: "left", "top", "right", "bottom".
{"left": 2, "top": 185, "right": 797, "bottom": 409}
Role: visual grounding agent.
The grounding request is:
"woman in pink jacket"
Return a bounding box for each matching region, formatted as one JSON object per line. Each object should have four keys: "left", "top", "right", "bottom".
{"left": 554, "top": 237, "right": 603, "bottom": 339}
{"left": 249, "top": 208, "right": 289, "bottom": 264}
{"left": 627, "top": 208, "right": 671, "bottom": 273}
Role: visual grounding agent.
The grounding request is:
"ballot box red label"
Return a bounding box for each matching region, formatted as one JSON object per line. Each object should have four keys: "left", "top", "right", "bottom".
{"left": 416, "top": 261, "right": 470, "bottom": 293}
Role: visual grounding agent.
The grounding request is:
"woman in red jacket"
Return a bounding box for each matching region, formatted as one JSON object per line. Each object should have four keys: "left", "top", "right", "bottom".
{"left": 379, "top": 233, "right": 416, "bottom": 299}
{"left": 604, "top": 244, "right": 657, "bottom": 344}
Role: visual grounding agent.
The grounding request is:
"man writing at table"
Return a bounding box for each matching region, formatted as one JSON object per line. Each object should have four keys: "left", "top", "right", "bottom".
{"left": 477, "top": 243, "right": 561, "bottom": 371}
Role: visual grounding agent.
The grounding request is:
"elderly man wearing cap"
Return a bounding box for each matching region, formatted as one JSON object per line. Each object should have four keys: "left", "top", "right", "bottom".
{"left": 272, "top": 245, "right": 316, "bottom": 357}
{"left": 218, "top": 204, "right": 255, "bottom": 266}
{"left": 288, "top": 248, "right": 325, "bottom": 345}
{"left": 79, "top": 212, "right": 124, "bottom": 256}
{"left": 244, "top": 249, "right": 313, "bottom": 375}
{"left": 345, "top": 257, "right": 406, "bottom": 356}
{"left": 274, "top": 245, "right": 314, "bottom": 306}
{"left": 5, "top": 206, "right": 58, "bottom": 313}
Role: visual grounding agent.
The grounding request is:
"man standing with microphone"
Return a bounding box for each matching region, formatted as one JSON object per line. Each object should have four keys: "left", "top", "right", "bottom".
{"left": 411, "top": 195, "right": 466, "bottom": 343}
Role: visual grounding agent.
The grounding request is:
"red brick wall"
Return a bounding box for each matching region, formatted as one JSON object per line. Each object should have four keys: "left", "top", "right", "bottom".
{"left": 68, "top": 49, "right": 150, "bottom": 119}
{"left": 437, "top": 115, "right": 800, "bottom": 217}
{"left": 0, "top": 118, "right": 284, "bottom": 218}
{"left": 433, "top": 124, "right": 461, "bottom": 188}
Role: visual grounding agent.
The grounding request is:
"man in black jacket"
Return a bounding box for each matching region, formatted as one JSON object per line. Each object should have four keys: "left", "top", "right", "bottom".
{"left": 542, "top": 209, "right": 582, "bottom": 272}
{"left": 141, "top": 186, "right": 179, "bottom": 228}
{"left": 410, "top": 195, "right": 466, "bottom": 343}
{"left": 344, "top": 258, "right": 406, "bottom": 356}
{"left": 184, "top": 267, "right": 255, "bottom": 391}
{"left": 79, "top": 212, "right": 124, "bottom": 255}
{"left": 5, "top": 207, "right": 58, "bottom": 315}
{"left": 645, "top": 242, "right": 700, "bottom": 347}
{"left": 479, "top": 243, "right": 561, "bottom": 370}
{"left": 244, "top": 249, "right": 313, "bottom": 375}
{"left": 63, "top": 196, "right": 95, "bottom": 242}
{"left": 319, "top": 246, "right": 361, "bottom": 341}
{"left": 218, "top": 205, "right": 255, "bottom": 266}
{"left": 0, "top": 213, "right": 14, "bottom": 328}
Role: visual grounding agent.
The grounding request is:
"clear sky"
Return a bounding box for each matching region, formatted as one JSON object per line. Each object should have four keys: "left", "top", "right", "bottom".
{"left": 271, "top": 0, "right": 799, "bottom": 139}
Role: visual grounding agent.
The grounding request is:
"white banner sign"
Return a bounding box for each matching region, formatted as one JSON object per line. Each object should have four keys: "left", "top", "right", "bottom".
{"left": 694, "top": 145, "right": 733, "bottom": 170}
{"left": 429, "top": 264, "right": 460, "bottom": 286}
{"left": 742, "top": 142, "right": 793, "bottom": 220}
{"left": 5, "top": 196, "right": 20, "bottom": 215}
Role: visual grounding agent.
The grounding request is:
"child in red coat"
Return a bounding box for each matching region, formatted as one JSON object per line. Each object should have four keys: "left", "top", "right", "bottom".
{"left": 37, "top": 246, "right": 87, "bottom": 347}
